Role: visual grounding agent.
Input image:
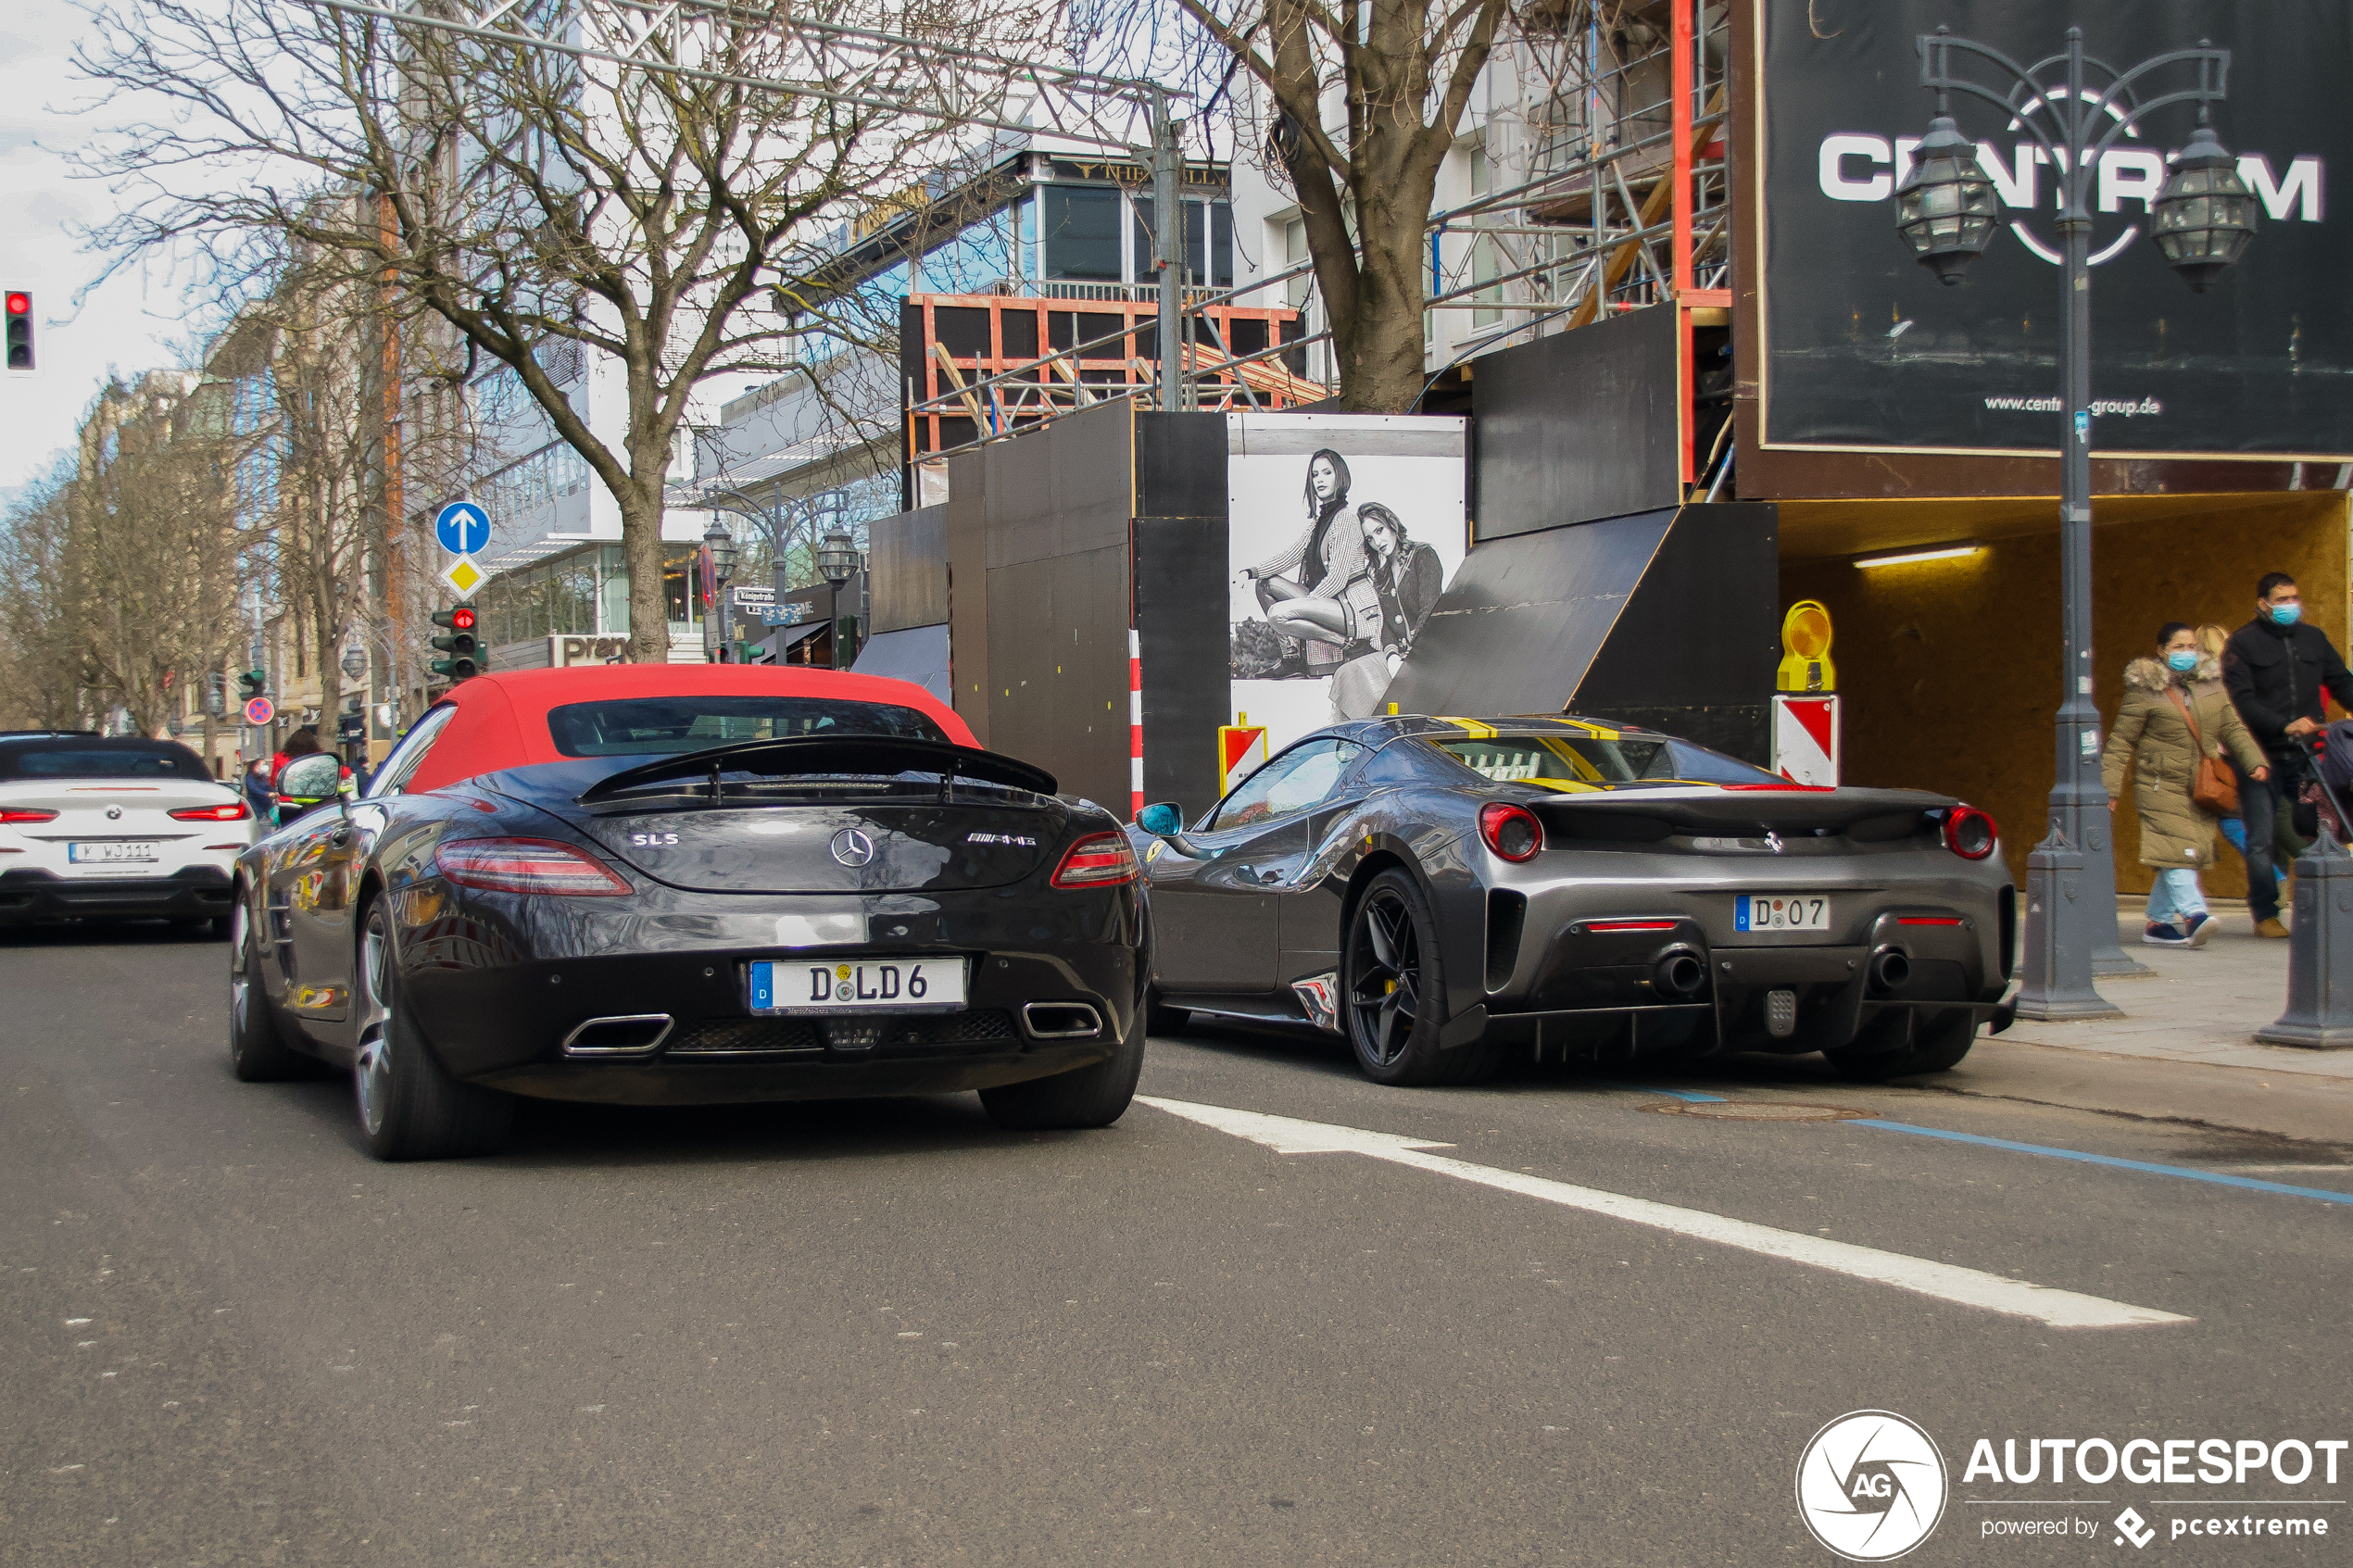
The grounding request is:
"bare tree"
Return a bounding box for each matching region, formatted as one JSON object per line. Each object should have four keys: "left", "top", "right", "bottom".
{"left": 1072, "top": 0, "right": 1530, "bottom": 411}
{"left": 74, "top": 0, "right": 1047, "bottom": 662}
{"left": 0, "top": 460, "right": 88, "bottom": 732}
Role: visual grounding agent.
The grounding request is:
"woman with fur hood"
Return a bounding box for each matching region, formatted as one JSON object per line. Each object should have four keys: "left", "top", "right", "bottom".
{"left": 2102, "top": 621, "right": 2270, "bottom": 947}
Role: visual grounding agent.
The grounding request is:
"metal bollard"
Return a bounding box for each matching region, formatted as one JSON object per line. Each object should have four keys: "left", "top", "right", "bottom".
{"left": 2256, "top": 831, "right": 2353, "bottom": 1049}
{"left": 2014, "top": 841, "right": 2123, "bottom": 1021}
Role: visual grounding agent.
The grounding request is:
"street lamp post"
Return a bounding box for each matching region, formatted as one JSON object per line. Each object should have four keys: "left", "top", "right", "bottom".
{"left": 816, "top": 530, "right": 860, "bottom": 671}
{"left": 701, "top": 516, "right": 740, "bottom": 663}
{"left": 1894, "top": 25, "right": 2256, "bottom": 1021}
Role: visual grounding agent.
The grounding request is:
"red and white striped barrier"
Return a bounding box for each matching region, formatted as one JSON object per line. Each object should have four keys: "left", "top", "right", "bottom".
{"left": 1128, "top": 629, "right": 1144, "bottom": 820}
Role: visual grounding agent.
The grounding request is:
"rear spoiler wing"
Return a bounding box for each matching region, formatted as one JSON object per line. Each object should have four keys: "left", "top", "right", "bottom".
{"left": 575, "top": 735, "right": 1058, "bottom": 806}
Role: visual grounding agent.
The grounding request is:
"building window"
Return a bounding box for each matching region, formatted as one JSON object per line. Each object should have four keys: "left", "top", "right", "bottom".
{"left": 1131, "top": 196, "right": 1233, "bottom": 287}
{"left": 1041, "top": 187, "right": 1123, "bottom": 282}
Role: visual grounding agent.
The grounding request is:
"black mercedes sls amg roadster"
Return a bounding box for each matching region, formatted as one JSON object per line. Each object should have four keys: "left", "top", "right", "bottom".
{"left": 228, "top": 667, "right": 1144, "bottom": 1159}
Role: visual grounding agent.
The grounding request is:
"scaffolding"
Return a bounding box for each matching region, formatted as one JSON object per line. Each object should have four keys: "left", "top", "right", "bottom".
{"left": 903, "top": 0, "right": 1733, "bottom": 488}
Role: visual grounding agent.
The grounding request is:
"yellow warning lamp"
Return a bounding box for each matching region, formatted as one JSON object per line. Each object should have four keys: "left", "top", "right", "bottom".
{"left": 1777, "top": 600, "right": 1835, "bottom": 693}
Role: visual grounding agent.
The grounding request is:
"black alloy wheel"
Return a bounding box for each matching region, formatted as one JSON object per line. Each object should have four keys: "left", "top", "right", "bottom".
{"left": 228, "top": 888, "right": 313, "bottom": 1082}
{"left": 351, "top": 899, "right": 512, "bottom": 1160}
{"left": 1341, "top": 868, "right": 1497, "bottom": 1086}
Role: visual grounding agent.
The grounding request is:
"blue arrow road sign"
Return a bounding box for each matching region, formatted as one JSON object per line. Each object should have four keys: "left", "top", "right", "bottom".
{"left": 434, "top": 500, "right": 491, "bottom": 556}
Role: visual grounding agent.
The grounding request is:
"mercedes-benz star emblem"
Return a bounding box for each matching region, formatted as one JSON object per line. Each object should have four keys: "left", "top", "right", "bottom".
{"left": 829, "top": 828, "right": 875, "bottom": 868}
{"left": 106, "top": 805, "right": 122, "bottom": 821}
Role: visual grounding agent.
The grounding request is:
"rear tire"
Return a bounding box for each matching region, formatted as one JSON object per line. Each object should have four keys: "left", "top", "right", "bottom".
{"left": 228, "top": 892, "right": 313, "bottom": 1083}
{"left": 1824, "top": 1009, "right": 1979, "bottom": 1082}
{"left": 1144, "top": 987, "right": 1189, "bottom": 1035}
{"left": 353, "top": 901, "right": 511, "bottom": 1160}
{"left": 980, "top": 1009, "right": 1145, "bottom": 1131}
{"left": 1341, "top": 869, "right": 1500, "bottom": 1086}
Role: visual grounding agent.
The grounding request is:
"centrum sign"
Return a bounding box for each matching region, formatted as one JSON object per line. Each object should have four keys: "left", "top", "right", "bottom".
{"left": 1753, "top": 0, "right": 2353, "bottom": 458}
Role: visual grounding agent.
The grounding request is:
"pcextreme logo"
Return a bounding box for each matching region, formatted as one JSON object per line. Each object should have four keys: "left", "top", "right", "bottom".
{"left": 1797, "top": 1411, "right": 1951, "bottom": 1562}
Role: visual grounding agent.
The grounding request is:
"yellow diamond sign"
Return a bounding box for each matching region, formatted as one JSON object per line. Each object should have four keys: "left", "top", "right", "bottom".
{"left": 440, "top": 554, "right": 484, "bottom": 597}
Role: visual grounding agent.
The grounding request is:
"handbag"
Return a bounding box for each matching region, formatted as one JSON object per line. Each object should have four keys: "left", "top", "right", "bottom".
{"left": 2166, "top": 686, "right": 2241, "bottom": 817}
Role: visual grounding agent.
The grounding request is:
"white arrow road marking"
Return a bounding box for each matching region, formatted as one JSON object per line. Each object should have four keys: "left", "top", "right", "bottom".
{"left": 1138, "top": 1097, "right": 2193, "bottom": 1331}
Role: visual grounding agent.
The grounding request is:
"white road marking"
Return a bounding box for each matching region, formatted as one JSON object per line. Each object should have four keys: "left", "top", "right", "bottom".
{"left": 1138, "top": 1097, "right": 2193, "bottom": 1331}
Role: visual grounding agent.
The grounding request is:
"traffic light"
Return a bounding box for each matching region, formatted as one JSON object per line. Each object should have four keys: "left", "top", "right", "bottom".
{"left": 5, "top": 290, "right": 31, "bottom": 371}
{"left": 429, "top": 605, "right": 480, "bottom": 682}
{"left": 236, "top": 668, "right": 267, "bottom": 702}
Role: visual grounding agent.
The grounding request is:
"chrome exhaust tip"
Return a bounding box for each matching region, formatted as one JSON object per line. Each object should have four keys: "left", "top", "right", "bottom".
{"left": 560, "top": 1013, "right": 674, "bottom": 1058}
{"left": 1021, "top": 1002, "right": 1103, "bottom": 1039}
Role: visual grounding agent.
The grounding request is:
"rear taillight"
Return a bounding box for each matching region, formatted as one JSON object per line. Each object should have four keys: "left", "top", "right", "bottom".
{"left": 1941, "top": 806, "right": 1998, "bottom": 860}
{"left": 169, "top": 801, "right": 251, "bottom": 822}
{"left": 435, "top": 837, "right": 633, "bottom": 897}
{"left": 1051, "top": 831, "right": 1140, "bottom": 889}
{"left": 1478, "top": 801, "right": 1543, "bottom": 862}
{"left": 0, "top": 809, "right": 57, "bottom": 824}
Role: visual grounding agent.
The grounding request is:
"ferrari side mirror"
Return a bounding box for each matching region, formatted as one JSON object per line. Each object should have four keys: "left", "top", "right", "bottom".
{"left": 1137, "top": 802, "right": 1184, "bottom": 836}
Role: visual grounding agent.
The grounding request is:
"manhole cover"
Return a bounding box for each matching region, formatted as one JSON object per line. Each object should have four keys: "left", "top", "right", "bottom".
{"left": 1649, "top": 1100, "right": 1863, "bottom": 1123}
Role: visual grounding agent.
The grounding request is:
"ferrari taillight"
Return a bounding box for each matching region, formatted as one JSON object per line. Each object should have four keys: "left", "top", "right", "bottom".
{"left": 1941, "top": 806, "right": 1998, "bottom": 860}
{"left": 1478, "top": 801, "right": 1543, "bottom": 862}
{"left": 169, "top": 801, "right": 251, "bottom": 822}
{"left": 435, "top": 837, "right": 633, "bottom": 897}
{"left": 1051, "top": 831, "right": 1140, "bottom": 889}
{"left": 0, "top": 808, "right": 57, "bottom": 824}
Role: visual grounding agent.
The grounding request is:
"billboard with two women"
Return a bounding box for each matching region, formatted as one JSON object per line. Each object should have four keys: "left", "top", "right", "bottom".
{"left": 1225, "top": 414, "right": 1469, "bottom": 755}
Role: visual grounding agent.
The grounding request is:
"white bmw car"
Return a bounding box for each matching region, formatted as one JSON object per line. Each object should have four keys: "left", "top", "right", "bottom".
{"left": 0, "top": 734, "right": 257, "bottom": 935}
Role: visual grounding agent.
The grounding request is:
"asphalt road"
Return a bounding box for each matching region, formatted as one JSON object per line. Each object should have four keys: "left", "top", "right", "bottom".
{"left": 5, "top": 923, "right": 2351, "bottom": 1567}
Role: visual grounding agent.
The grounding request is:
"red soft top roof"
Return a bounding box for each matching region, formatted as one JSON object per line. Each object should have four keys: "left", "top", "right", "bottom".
{"left": 403, "top": 664, "right": 975, "bottom": 795}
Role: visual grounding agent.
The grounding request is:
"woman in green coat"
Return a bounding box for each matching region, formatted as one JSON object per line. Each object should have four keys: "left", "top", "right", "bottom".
{"left": 2103, "top": 621, "right": 2271, "bottom": 947}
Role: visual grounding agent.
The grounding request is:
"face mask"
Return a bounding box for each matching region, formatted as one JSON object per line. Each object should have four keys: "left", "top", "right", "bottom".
{"left": 2271, "top": 602, "right": 2303, "bottom": 626}
{"left": 2167, "top": 651, "right": 2199, "bottom": 672}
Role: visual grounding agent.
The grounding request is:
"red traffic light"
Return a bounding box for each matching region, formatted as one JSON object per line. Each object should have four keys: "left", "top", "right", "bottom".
{"left": 450, "top": 606, "right": 477, "bottom": 631}
{"left": 4, "top": 294, "right": 26, "bottom": 316}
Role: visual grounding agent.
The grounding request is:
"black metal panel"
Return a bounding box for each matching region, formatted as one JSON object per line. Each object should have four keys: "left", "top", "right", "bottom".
{"left": 1380, "top": 508, "right": 1674, "bottom": 718}
{"left": 984, "top": 544, "right": 1132, "bottom": 813}
{"left": 1471, "top": 307, "right": 1680, "bottom": 538}
{"left": 1573, "top": 504, "right": 1779, "bottom": 766}
{"left": 1135, "top": 513, "right": 1228, "bottom": 822}
{"left": 982, "top": 400, "right": 1132, "bottom": 569}
{"left": 867, "top": 505, "right": 947, "bottom": 634}
{"left": 1134, "top": 413, "right": 1227, "bottom": 520}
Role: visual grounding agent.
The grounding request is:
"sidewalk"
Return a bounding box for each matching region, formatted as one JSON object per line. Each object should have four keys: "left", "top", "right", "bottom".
{"left": 1930, "top": 902, "right": 2353, "bottom": 1147}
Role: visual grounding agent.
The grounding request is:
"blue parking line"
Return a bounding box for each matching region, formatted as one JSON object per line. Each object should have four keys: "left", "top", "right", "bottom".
{"left": 1598, "top": 1083, "right": 1726, "bottom": 1103}
{"left": 1848, "top": 1120, "right": 2353, "bottom": 1208}
{"left": 1614, "top": 1085, "right": 2353, "bottom": 1207}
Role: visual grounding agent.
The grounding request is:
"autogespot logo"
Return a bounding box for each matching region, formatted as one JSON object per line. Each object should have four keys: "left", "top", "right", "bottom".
{"left": 1797, "top": 1411, "right": 1950, "bottom": 1562}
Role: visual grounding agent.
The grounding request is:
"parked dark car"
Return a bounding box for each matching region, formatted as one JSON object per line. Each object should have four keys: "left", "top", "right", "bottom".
{"left": 229, "top": 666, "right": 1146, "bottom": 1160}
{"left": 1132, "top": 715, "right": 2014, "bottom": 1085}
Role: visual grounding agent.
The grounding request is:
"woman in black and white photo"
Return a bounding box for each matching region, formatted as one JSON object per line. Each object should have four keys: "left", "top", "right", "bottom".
{"left": 1329, "top": 502, "right": 1447, "bottom": 720}
{"left": 1239, "top": 447, "right": 1366, "bottom": 679}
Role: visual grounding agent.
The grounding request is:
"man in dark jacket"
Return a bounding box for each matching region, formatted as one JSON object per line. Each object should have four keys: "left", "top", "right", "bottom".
{"left": 2221, "top": 571, "right": 2353, "bottom": 935}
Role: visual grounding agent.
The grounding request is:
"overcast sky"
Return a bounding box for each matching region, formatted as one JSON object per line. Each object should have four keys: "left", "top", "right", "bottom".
{"left": 0, "top": 0, "right": 211, "bottom": 504}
